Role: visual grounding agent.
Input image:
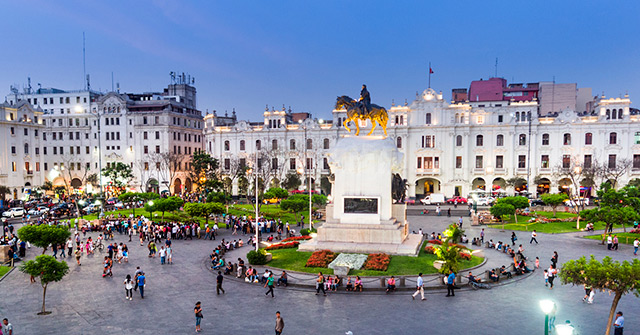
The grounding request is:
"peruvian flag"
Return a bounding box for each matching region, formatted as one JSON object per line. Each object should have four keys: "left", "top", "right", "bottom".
{"left": 429, "top": 67, "right": 434, "bottom": 74}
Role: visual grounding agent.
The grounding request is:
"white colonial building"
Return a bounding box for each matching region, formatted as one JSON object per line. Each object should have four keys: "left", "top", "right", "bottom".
{"left": 205, "top": 86, "right": 640, "bottom": 199}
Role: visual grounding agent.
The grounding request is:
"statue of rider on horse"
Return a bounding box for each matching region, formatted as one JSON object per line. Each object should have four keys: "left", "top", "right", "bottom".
{"left": 335, "top": 85, "right": 389, "bottom": 137}
{"left": 358, "top": 84, "right": 371, "bottom": 117}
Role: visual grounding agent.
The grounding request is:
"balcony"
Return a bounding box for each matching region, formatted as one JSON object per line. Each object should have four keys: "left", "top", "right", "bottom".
{"left": 416, "top": 168, "right": 440, "bottom": 176}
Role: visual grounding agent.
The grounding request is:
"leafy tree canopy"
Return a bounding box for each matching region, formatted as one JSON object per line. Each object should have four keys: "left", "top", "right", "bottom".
{"left": 490, "top": 202, "right": 515, "bottom": 220}
{"left": 18, "top": 225, "right": 71, "bottom": 254}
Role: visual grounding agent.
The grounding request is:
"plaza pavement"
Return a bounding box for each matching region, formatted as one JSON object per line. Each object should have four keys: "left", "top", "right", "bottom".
{"left": 0, "top": 214, "right": 639, "bottom": 334}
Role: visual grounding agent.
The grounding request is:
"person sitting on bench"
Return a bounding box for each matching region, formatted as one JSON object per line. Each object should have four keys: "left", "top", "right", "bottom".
{"left": 489, "top": 269, "right": 499, "bottom": 282}
{"left": 500, "top": 265, "right": 513, "bottom": 279}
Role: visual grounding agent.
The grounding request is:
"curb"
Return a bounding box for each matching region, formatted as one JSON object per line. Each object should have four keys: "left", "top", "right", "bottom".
{"left": 0, "top": 266, "right": 16, "bottom": 283}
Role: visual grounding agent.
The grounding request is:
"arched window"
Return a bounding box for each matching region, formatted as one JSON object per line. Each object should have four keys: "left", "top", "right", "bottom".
{"left": 323, "top": 138, "right": 330, "bottom": 149}
{"left": 542, "top": 133, "right": 549, "bottom": 145}
{"left": 426, "top": 113, "right": 432, "bottom": 124}
{"left": 606, "top": 109, "right": 611, "bottom": 119}
{"left": 239, "top": 140, "right": 245, "bottom": 151}
{"left": 306, "top": 138, "right": 313, "bottom": 150}
{"left": 609, "top": 132, "right": 617, "bottom": 145}
{"left": 290, "top": 139, "right": 296, "bottom": 150}
{"left": 516, "top": 112, "right": 520, "bottom": 122}
{"left": 585, "top": 133, "right": 592, "bottom": 145}
{"left": 618, "top": 109, "right": 623, "bottom": 119}
{"left": 496, "top": 134, "right": 504, "bottom": 146}
{"left": 272, "top": 139, "right": 278, "bottom": 150}
{"left": 563, "top": 133, "right": 571, "bottom": 145}
{"left": 256, "top": 140, "right": 261, "bottom": 150}
{"left": 476, "top": 135, "right": 483, "bottom": 146}
{"left": 612, "top": 109, "right": 617, "bottom": 119}
{"left": 519, "top": 134, "right": 527, "bottom": 146}
{"left": 456, "top": 135, "right": 462, "bottom": 147}
{"left": 396, "top": 137, "right": 402, "bottom": 148}
{"left": 455, "top": 113, "right": 460, "bottom": 123}
{"left": 224, "top": 140, "right": 230, "bottom": 151}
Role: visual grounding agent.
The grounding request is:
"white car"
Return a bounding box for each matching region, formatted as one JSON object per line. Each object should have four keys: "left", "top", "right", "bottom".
{"left": 114, "top": 202, "right": 125, "bottom": 209}
{"left": 470, "top": 197, "right": 495, "bottom": 206}
{"left": 564, "top": 198, "right": 590, "bottom": 207}
{"left": 27, "top": 207, "right": 49, "bottom": 216}
{"left": 82, "top": 204, "right": 99, "bottom": 213}
{"left": 3, "top": 207, "right": 25, "bottom": 218}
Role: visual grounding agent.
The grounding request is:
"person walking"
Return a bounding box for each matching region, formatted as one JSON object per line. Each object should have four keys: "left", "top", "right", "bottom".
{"left": 458, "top": 216, "right": 463, "bottom": 227}
{"left": 530, "top": 230, "right": 538, "bottom": 244}
{"left": 124, "top": 274, "right": 134, "bottom": 300}
{"left": 607, "top": 234, "right": 613, "bottom": 250}
{"left": 265, "top": 272, "right": 275, "bottom": 298}
{"left": 315, "top": 272, "right": 326, "bottom": 296}
{"left": 511, "top": 232, "right": 517, "bottom": 246}
{"left": 551, "top": 251, "right": 558, "bottom": 268}
{"left": 613, "top": 235, "right": 619, "bottom": 251}
{"left": 480, "top": 228, "right": 485, "bottom": 243}
{"left": 634, "top": 238, "right": 639, "bottom": 256}
{"left": 2, "top": 318, "right": 13, "bottom": 335}
{"left": 446, "top": 270, "right": 456, "bottom": 297}
{"left": 613, "top": 311, "right": 624, "bottom": 335}
{"left": 436, "top": 205, "right": 441, "bottom": 216}
{"left": 67, "top": 237, "right": 74, "bottom": 257}
{"left": 138, "top": 272, "right": 146, "bottom": 298}
{"left": 275, "top": 311, "right": 285, "bottom": 335}
{"left": 412, "top": 273, "right": 425, "bottom": 301}
{"left": 548, "top": 265, "right": 557, "bottom": 289}
{"left": 216, "top": 271, "right": 225, "bottom": 295}
{"left": 75, "top": 247, "right": 82, "bottom": 266}
{"left": 194, "top": 301, "right": 203, "bottom": 333}
{"left": 447, "top": 208, "right": 451, "bottom": 217}
{"left": 159, "top": 246, "right": 166, "bottom": 265}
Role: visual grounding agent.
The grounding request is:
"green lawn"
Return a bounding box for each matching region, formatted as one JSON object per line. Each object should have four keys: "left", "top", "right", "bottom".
{"left": 81, "top": 208, "right": 227, "bottom": 228}
{"left": 265, "top": 242, "right": 484, "bottom": 276}
{"left": 229, "top": 204, "right": 317, "bottom": 226}
{"left": 0, "top": 266, "right": 11, "bottom": 277}
{"left": 485, "top": 211, "right": 603, "bottom": 234}
{"left": 585, "top": 233, "right": 640, "bottom": 245}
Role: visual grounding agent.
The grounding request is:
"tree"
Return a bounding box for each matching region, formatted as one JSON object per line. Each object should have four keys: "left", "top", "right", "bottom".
{"left": 101, "top": 162, "right": 133, "bottom": 197}
{"left": 19, "top": 255, "right": 69, "bottom": 315}
{"left": 443, "top": 223, "right": 464, "bottom": 244}
{"left": 61, "top": 154, "right": 92, "bottom": 196}
{"left": 600, "top": 158, "right": 632, "bottom": 189}
{"left": 435, "top": 241, "right": 461, "bottom": 274}
{"left": 151, "top": 152, "right": 185, "bottom": 194}
{"left": 17, "top": 225, "right": 71, "bottom": 255}
{"left": 119, "top": 192, "right": 142, "bottom": 216}
{"left": 153, "top": 196, "right": 184, "bottom": 221}
{"left": 280, "top": 198, "right": 307, "bottom": 223}
{"left": 505, "top": 177, "right": 527, "bottom": 194}
{"left": 189, "top": 152, "right": 221, "bottom": 193}
{"left": 554, "top": 156, "right": 599, "bottom": 212}
{"left": 134, "top": 159, "right": 152, "bottom": 193}
{"left": 282, "top": 172, "right": 302, "bottom": 191}
{"left": 495, "top": 196, "right": 529, "bottom": 227}
{"left": 627, "top": 178, "right": 640, "bottom": 188}
{"left": 559, "top": 256, "right": 640, "bottom": 335}
{"left": 0, "top": 185, "right": 10, "bottom": 201}
{"left": 540, "top": 193, "right": 568, "bottom": 217}
{"left": 184, "top": 202, "right": 225, "bottom": 226}
{"left": 41, "top": 181, "right": 53, "bottom": 192}
{"left": 580, "top": 186, "right": 640, "bottom": 240}
{"left": 490, "top": 202, "right": 515, "bottom": 222}
{"left": 206, "top": 192, "right": 231, "bottom": 205}
{"left": 266, "top": 187, "right": 288, "bottom": 200}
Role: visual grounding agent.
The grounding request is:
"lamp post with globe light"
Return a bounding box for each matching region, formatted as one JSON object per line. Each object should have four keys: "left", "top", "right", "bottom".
{"left": 539, "top": 300, "right": 556, "bottom": 335}
{"left": 555, "top": 320, "right": 574, "bottom": 335}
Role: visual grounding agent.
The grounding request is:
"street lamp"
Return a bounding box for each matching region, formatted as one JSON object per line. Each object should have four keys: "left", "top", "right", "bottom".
{"left": 555, "top": 320, "right": 574, "bottom": 335}
{"left": 298, "top": 119, "right": 313, "bottom": 231}
{"left": 539, "top": 299, "right": 555, "bottom": 335}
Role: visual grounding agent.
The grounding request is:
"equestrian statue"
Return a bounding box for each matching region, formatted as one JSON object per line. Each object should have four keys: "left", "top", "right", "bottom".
{"left": 335, "top": 84, "right": 389, "bottom": 137}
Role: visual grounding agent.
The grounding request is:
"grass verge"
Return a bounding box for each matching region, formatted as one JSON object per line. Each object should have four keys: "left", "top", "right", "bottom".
{"left": 584, "top": 233, "right": 640, "bottom": 245}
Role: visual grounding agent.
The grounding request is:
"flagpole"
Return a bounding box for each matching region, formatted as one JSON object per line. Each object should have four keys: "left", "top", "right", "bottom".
{"left": 428, "top": 62, "right": 431, "bottom": 88}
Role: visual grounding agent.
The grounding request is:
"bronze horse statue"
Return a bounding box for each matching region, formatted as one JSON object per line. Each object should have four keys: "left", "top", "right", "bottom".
{"left": 335, "top": 95, "right": 389, "bottom": 136}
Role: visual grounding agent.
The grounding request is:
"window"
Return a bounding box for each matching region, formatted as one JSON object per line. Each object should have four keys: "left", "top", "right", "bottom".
{"left": 455, "top": 156, "right": 462, "bottom": 169}
{"left": 475, "top": 156, "right": 483, "bottom": 169}
{"left": 476, "top": 135, "right": 483, "bottom": 146}
{"left": 35, "top": 147, "right": 39, "bottom": 155}
{"left": 584, "top": 155, "right": 592, "bottom": 169}
{"left": 155, "top": 145, "right": 160, "bottom": 154}
{"left": 425, "top": 113, "right": 432, "bottom": 124}
{"left": 585, "top": 133, "right": 593, "bottom": 145}
{"left": 239, "top": 158, "right": 246, "bottom": 168}
{"left": 422, "top": 135, "right": 435, "bottom": 148}
{"left": 519, "top": 134, "right": 526, "bottom": 146}
{"left": 619, "top": 109, "right": 623, "bottom": 119}
{"left": 224, "top": 159, "right": 230, "bottom": 170}
{"left": 635, "top": 132, "right": 640, "bottom": 145}
{"left": 306, "top": 139, "right": 313, "bottom": 150}
{"left": 155, "top": 131, "right": 160, "bottom": 140}
{"left": 518, "top": 155, "right": 526, "bottom": 169}
{"left": 542, "top": 134, "right": 549, "bottom": 146}
{"left": 11, "top": 162, "right": 16, "bottom": 172}
{"left": 323, "top": 138, "right": 330, "bottom": 149}
{"left": 496, "top": 134, "right": 504, "bottom": 146}
{"left": 306, "top": 158, "right": 313, "bottom": 169}
{"left": 272, "top": 139, "right": 278, "bottom": 150}
{"left": 477, "top": 115, "right": 484, "bottom": 124}
{"left": 86, "top": 146, "right": 90, "bottom": 154}
{"left": 256, "top": 140, "right": 261, "bottom": 150}
{"left": 272, "top": 158, "right": 278, "bottom": 170}
{"left": 144, "top": 162, "right": 149, "bottom": 170}
{"left": 456, "top": 135, "right": 462, "bottom": 147}
{"left": 609, "top": 132, "right": 617, "bottom": 145}
{"left": 563, "top": 133, "right": 571, "bottom": 145}
{"left": 36, "top": 162, "right": 40, "bottom": 171}
{"left": 144, "top": 146, "right": 148, "bottom": 154}
{"left": 541, "top": 155, "right": 549, "bottom": 169}
{"left": 143, "top": 132, "right": 148, "bottom": 140}
{"left": 562, "top": 155, "right": 571, "bottom": 169}
{"left": 143, "top": 116, "right": 148, "bottom": 125}
{"left": 323, "top": 158, "right": 329, "bottom": 169}
{"left": 224, "top": 141, "right": 230, "bottom": 151}
{"left": 24, "top": 128, "right": 28, "bottom": 136}
{"left": 633, "top": 155, "right": 640, "bottom": 169}
{"left": 396, "top": 137, "right": 402, "bottom": 148}
{"left": 239, "top": 140, "right": 245, "bottom": 151}
{"left": 496, "top": 155, "right": 504, "bottom": 169}
{"left": 417, "top": 157, "right": 422, "bottom": 169}
{"left": 289, "top": 158, "right": 296, "bottom": 170}
{"left": 155, "top": 116, "right": 159, "bottom": 124}
{"left": 11, "top": 146, "right": 15, "bottom": 154}
{"left": 609, "top": 154, "right": 617, "bottom": 169}
{"left": 498, "top": 115, "right": 503, "bottom": 123}
{"left": 290, "top": 139, "right": 296, "bottom": 150}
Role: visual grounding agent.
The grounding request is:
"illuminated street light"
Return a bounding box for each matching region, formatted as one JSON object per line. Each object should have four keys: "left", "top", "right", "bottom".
{"left": 539, "top": 300, "right": 556, "bottom": 335}
{"left": 555, "top": 320, "right": 574, "bottom": 335}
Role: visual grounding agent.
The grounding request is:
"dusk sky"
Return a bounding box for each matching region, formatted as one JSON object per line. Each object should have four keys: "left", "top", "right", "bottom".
{"left": 2, "top": 1, "right": 639, "bottom": 120}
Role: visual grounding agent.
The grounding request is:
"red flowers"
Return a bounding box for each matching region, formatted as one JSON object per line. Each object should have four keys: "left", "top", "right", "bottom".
{"left": 282, "top": 236, "right": 312, "bottom": 242}
{"left": 424, "top": 246, "right": 436, "bottom": 254}
{"left": 363, "top": 253, "right": 391, "bottom": 271}
{"left": 459, "top": 252, "right": 472, "bottom": 260}
{"left": 305, "top": 250, "right": 337, "bottom": 268}
{"left": 429, "top": 239, "right": 442, "bottom": 245}
{"left": 265, "top": 241, "right": 299, "bottom": 250}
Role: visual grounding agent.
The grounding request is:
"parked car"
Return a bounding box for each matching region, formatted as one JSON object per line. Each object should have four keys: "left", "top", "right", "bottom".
{"left": 82, "top": 204, "right": 100, "bottom": 214}
{"left": 564, "top": 198, "right": 590, "bottom": 207}
{"left": 420, "top": 193, "right": 445, "bottom": 205}
{"left": 27, "top": 206, "right": 49, "bottom": 216}
{"left": 446, "top": 196, "right": 468, "bottom": 204}
{"left": 529, "top": 199, "right": 545, "bottom": 206}
{"left": 470, "top": 197, "right": 495, "bottom": 206}
{"left": 2, "top": 207, "right": 25, "bottom": 218}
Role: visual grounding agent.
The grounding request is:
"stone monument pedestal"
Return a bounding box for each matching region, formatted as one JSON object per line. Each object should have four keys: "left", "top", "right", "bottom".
{"left": 298, "top": 136, "right": 423, "bottom": 256}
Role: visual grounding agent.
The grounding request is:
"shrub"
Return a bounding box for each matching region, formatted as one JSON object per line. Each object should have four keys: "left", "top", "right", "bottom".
{"left": 282, "top": 236, "right": 312, "bottom": 242}
{"left": 459, "top": 252, "right": 472, "bottom": 260}
{"left": 424, "top": 245, "right": 436, "bottom": 254}
{"left": 265, "top": 241, "right": 299, "bottom": 250}
{"left": 247, "top": 249, "right": 268, "bottom": 265}
{"left": 305, "top": 250, "right": 336, "bottom": 268}
{"left": 363, "top": 253, "right": 391, "bottom": 271}
{"left": 300, "top": 228, "right": 317, "bottom": 236}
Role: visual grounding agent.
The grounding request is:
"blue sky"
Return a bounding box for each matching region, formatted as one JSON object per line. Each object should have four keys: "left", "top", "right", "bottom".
{"left": 2, "top": 1, "right": 639, "bottom": 120}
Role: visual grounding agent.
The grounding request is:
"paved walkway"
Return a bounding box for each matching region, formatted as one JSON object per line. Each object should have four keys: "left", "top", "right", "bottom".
{"left": 0, "top": 215, "right": 638, "bottom": 334}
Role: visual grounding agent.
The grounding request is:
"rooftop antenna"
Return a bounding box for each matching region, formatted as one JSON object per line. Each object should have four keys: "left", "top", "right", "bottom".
{"left": 111, "top": 72, "right": 114, "bottom": 92}
{"left": 494, "top": 57, "right": 498, "bottom": 78}
{"left": 86, "top": 74, "right": 91, "bottom": 91}
{"left": 27, "top": 77, "right": 32, "bottom": 94}
{"left": 83, "top": 32, "right": 87, "bottom": 90}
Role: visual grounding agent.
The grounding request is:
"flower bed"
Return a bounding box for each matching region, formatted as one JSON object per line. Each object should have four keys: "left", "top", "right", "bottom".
{"left": 362, "top": 253, "right": 391, "bottom": 271}
{"left": 428, "top": 239, "right": 442, "bottom": 245}
{"left": 282, "top": 236, "right": 312, "bottom": 243}
{"left": 629, "top": 228, "right": 640, "bottom": 234}
{"left": 305, "top": 250, "right": 337, "bottom": 268}
{"left": 424, "top": 245, "right": 436, "bottom": 254}
{"left": 459, "top": 251, "right": 472, "bottom": 260}
{"left": 265, "top": 241, "right": 299, "bottom": 250}
{"left": 328, "top": 253, "right": 368, "bottom": 270}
